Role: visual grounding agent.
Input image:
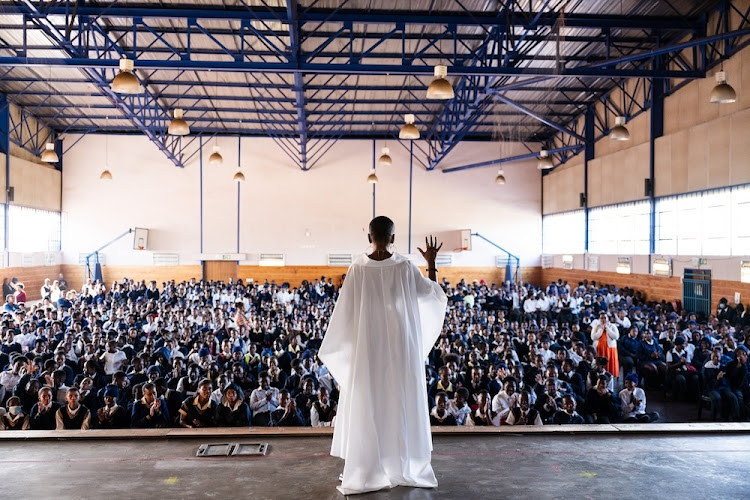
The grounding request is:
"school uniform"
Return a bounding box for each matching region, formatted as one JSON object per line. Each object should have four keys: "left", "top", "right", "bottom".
{"left": 506, "top": 407, "right": 542, "bottom": 426}
{"left": 179, "top": 396, "right": 217, "bottom": 427}
{"left": 310, "top": 401, "right": 335, "bottom": 427}
{"left": 0, "top": 412, "right": 30, "bottom": 430}
{"left": 94, "top": 404, "right": 130, "bottom": 429}
{"left": 429, "top": 407, "right": 457, "bottom": 426}
{"left": 131, "top": 397, "right": 170, "bottom": 428}
{"left": 214, "top": 400, "right": 251, "bottom": 427}
{"left": 55, "top": 404, "right": 90, "bottom": 430}
{"left": 29, "top": 402, "right": 60, "bottom": 430}
{"left": 552, "top": 410, "right": 584, "bottom": 424}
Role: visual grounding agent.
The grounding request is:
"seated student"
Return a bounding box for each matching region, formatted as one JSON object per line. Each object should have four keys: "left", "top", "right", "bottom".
{"left": 55, "top": 387, "right": 90, "bottom": 430}
{"left": 78, "top": 377, "right": 98, "bottom": 413}
{"left": 639, "top": 329, "right": 667, "bottom": 388}
{"left": 536, "top": 378, "right": 565, "bottom": 423}
{"left": 586, "top": 357, "right": 614, "bottom": 392}
{"left": 294, "top": 378, "right": 317, "bottom": 426}
{"left": 506, "top": 391, "right": 542, "bottom": 426}
{"left": 214, "top": 383, "right": 251, "bottom": 427}
{"left": 310, "top": 386, "right": 335, "bottom": 428}
{"left": 470, "top": 390, "right": 493, "bottom": 426}
{"left": 249, "top": 372, "right": 279, "bottom": 427}
{"left": 491, "top": 376, "right": 520, "bottom": 424}
{"left": 131, "top": 382, "right": 170, "bottom": 428}
{"left": 721, "top": 345, "right": 749, "bottom": 421}
{"left": 94, "top": 385, "right": 130, "bottom": 429}
{"left": 0, "top": 396, "right": 30, "bottom": 430}
{"left": 269, "top": 390, "right": 304, "bottom": 427}
{"left": 447, "top": 387, "right": 472, "bottom": 426}
{"left": 666, "top": 336, "right": 699, "bottom": 402}
{"left": 585, "top": 375, "right": 618, "bottom": 424}
{"left": 29, "top": 386, "right": 60, "bottom": 430}
{"left": 701, "top": 350, "right": 726, "bottom": 421}
{"left": 430, "top": 392, "right": 457, "bottom": 426}
{"left": 153, "top": 377, "right": 183, "bottom": 427}
{"left": 552, "top": 394, "right": 585, "bottom": 424}
{"left": 430, "top": 366, "right": 455, "bottom": 400}
{"left": 179, "top": 378, "right": 216, "bottom": 428}
{"left": 619, "top": 373, "right": 659, "bottom": 423}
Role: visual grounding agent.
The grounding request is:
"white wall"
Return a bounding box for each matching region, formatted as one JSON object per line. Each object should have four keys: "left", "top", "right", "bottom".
{"left": 61, "top": 135, "right": 542, "bottom": 266}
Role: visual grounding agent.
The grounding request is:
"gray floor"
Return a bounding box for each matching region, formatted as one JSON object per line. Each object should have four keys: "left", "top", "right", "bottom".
{"left": 1, "top": 433, "right": 749, "bottom": 499}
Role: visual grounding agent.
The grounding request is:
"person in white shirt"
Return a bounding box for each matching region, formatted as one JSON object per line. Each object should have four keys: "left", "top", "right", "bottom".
{"left": 249, "top": 373, "right": 279, "bottom": 426}
{"left": 614, "top": 309, "right": 631, "bottom": 330}
{"left": 310, "top": 386, "right": 336, "bottom": 427}
{"left": 99, "top": 341, "right": 128, "bottom": 375}
{"left": 505, "top": 391, "right": 543, "bottom": 426}
{"left": 619, "top": 373, "right": 659, "bottom": 423}
{"left": 491, "top": 377, "right": 519, "bottom": 424}
{"left": 447, "top": 387, "right": 472, "bottom": 426}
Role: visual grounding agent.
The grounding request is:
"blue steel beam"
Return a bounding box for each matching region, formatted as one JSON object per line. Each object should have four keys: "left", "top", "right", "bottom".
{"left": 491, "top": 93, "right": 585, "bottom": 142}
{"left": 441, "top": 145, "right": 584, "bottom": 174}
{"left": 17, "top": 2, "right": 187, "bottom": 168}
{"left": 0, "top": 4, "right": 703, "bottom": 30}
{"left": 287, "top": 0, "right": 308, "bottom": 170}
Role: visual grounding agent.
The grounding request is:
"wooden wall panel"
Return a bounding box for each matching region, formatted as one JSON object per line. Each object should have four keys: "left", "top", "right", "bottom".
{"left": 730, "top": 108, "right": 750, "bottom": 185}
{"left": 543, "top": 161, "right": 584, "bottom": 215}
{"left": 587, "top": 158, "right": 602, "bottom": 207}
{"left": 687, "top": 123, "right": 709, "bottom": 192}
{"left": 10, "top": 157, "right": 61, "bottom": 212}
{"left": 708, "top": 118, "right": 731, "bottom": 189}
{"left": 541, "top": 268, "right": 750, "bottom": 311}
{"left": 653, "top": 136, "right": 672, "bottom": 197}
{"left": 203, "top": 261, "right": 238, "bottom": 282}
{"left": 61, "top": 264, "right": 542, "bottom": 292}
{"left": 670, "top": 129, "right": 689, "bottom": 194}
{"left": 0, "top": 265, "right": 61, "bottom": 301}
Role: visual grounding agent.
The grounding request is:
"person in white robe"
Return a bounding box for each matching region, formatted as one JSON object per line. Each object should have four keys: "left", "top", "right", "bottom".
{"left": 319, "top": 217, "right": 447, "bottom": 496}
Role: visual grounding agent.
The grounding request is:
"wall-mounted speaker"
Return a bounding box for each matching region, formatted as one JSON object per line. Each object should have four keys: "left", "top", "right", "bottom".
{"left": 7, "top": 186, "right": 13, "bottom": 202}
{"left": 579, "top": 192, "right": 586, "bottom": 207}
{"left": 644, "top": 178, "right": 653, "bottom": 197}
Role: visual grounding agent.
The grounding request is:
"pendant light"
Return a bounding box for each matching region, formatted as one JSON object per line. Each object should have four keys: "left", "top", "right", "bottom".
{"left": 537, "top": 150, "right": 554, "bottom": 170}
{"left": 367, "top": 169, "right": 378, "bottom": 184}
{"left": 233, "top": 171, "right": 245, "bottom": 182}
{"left": 494, "top": 169, "right": 506, "bottom": 185}
{"left": 209, "top": 144, "right": 223, "bottom": 166}
{"left": 378, "top": 146, "right": 392, "bottom": 166}
{"left": 609, "top": 116, "right": 630, "bottom": 141}
{"left": 111, "top": 57, "right": 141, "bottom": 94}
{"left": 426, "top": 65, "right": 454, "bottom": 100}
{"left": 399, "top": 113, "right": 419, "bottom": 140}
{"left": 709, "top": 71, "right": 737, "bottom": 104}
{"left": 233, "top": 136, "right": 244, "bottom": 181}
{"left": 168, "top": 108, "right": 190, "bottom": 136}
{"left": 100, "top": 118, "right": 113, "bottom": 180}
{"left": 40, "top": 142, "right": 58, "bottom": 163}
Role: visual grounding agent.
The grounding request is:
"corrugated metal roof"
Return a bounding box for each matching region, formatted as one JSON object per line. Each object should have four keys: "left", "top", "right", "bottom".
{"left": 0, "top": 0, "right": 727, "bottom": 149}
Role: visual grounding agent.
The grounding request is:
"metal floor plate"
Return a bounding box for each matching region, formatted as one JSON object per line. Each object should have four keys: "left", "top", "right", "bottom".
{"left": 196, "top": 443, "right": 269, "bottom": 457}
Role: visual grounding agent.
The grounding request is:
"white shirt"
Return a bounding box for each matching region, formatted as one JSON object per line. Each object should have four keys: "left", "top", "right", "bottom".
{"left": 619, "top": 387, "right": 647, "bottom": 418}
{"left": 249, "top": 387, "right": 279, "bottom": 414}
{"left": 101, "top": 350, "right": 128, "bottom": 375}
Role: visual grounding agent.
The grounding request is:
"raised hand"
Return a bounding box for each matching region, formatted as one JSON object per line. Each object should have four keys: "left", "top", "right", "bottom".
{"left": 417, "top": 236, "right": 443, "bottom": 266}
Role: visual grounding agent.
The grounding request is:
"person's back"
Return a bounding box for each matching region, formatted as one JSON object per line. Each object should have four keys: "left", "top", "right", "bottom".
{"left": 319, "top": 218, "right": 446, "bottom": 495}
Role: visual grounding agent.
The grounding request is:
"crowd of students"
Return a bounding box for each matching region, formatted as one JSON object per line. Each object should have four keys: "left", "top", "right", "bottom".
{"left": 0, "top": 274, "right": 748, "bottom": 430}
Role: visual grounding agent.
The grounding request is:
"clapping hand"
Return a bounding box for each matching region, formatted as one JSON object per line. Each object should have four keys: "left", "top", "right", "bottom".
{"left": 418, "top": 236, "right": 443, "bottom": 266}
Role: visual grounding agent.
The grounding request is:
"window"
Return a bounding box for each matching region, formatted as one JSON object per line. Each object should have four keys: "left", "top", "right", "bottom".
{"left": 7, "top": 206, "right": 61, "bottom": 252}
{"left": 656, "top": 184, "right": 750, "bottom": 256}
{"left": 542, "top": 210, "right": 585, "bottom": 254}
{"left": 588, "top": 201, "right": 650, "bottom": 255}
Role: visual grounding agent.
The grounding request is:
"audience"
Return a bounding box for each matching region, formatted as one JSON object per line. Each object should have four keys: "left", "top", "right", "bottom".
{"left": 0, "top": 273, "right": 748, "bottom": 434}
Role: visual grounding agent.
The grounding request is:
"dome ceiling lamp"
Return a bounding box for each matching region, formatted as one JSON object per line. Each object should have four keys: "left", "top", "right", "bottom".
{"left": 426, "top": 65, "right": 454, "bottom": 100}
{"left": 367, "top": 169, "right": 378, "bottom": 184}
{"left": 709, "top": 70, "right": 737, "bottom": 104}
{"left": 100, "top": 122, "right": 113, "bottom": 180}
{"left": 111, "top": 56, "right": 141, "bottom": 94}
{"left": 168, "top": 108, "right": 190, "bottom": 136}
{"left": 399, "top": 113, "right": 419, "bottom": 140}
{"left": 494, "top": 169, "right": 506, "bottom": 185}
{"left": 537, "top": 150, "right": 554, "bottom": 170}
{"left": 609, "top": 115, "right": 630, "bottom": 141}
{"left": 40, "top": 142, "right": 58, "bottom": 163}
{"left": 378, "top": 146, "right": 392, "bottom": 166}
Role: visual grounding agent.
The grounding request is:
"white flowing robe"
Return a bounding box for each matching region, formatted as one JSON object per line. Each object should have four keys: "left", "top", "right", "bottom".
{"left": 318, "top": 253, "right": 447, "bottom": 495}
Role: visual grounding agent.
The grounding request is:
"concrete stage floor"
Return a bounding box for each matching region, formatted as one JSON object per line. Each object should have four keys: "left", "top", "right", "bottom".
{"left": 1, "top": 431, "right": 750, "bottom": 499}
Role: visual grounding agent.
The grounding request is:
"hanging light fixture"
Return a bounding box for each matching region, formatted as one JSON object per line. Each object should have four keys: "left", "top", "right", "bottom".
{"left": 709, "top": 71, "right": 737, "bottom": 104}
{"left": 399, "top": 113, "right": 419, "bottom": 140}
{"left": 537, "top": 150, "right": 554, "bottom": 170}
{"left": 378, "top": 146, "right": 392, "bottom": 166}
{"left": 609, "top": 116, "right": 630, "bottom": 141}
{"left": 233, "top": 170, "right": 245, "bottom": 182}
{"left": 100, "top": 118, "right": 113, "bottom": 180}
{"left": 209, "top": 145, "right": 223, "bottom": 166}
{"left": 494, "top": 169, "right": 506, "bottom": 185}
{"left": 100, "top": 169, "right": 113, "bottom": 180}
{"left": 111, "top": 57, "right": 141, "bottom": 94}
{"left": 367, "top": 169, "right": 378, "bottom": 184}
{"left": 168, "top": 108, "right": 190, "bottom": 136}
{"left": 40, "top": 142, "right": 58, "bottom": 163}
{"left": 426, "top": 65, "right": 454, "bottom": 100}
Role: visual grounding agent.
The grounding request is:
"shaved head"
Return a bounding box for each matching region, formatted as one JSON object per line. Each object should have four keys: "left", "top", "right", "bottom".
{"left": 369, "top": 216, "right": 395, "bottom": 244}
